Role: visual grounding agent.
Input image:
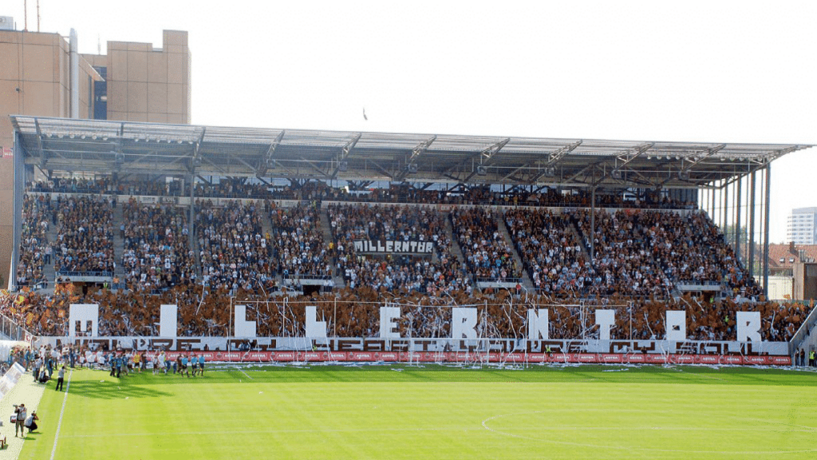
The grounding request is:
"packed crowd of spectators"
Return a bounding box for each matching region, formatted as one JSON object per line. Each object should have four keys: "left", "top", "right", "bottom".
{"left": 121, "top": 199, "right": 196, "bottom": 291}
{"left": 450, "top": 208, "right": 521, "bottom": 281}
{"left": 268, "top": 204, "right": 331, "bottom": 278}
{"left": 572, "top": 209, "right": 761, "bottom": 299}
{"left": 53, "top": 196, "right": 115, "bottom": 275}
{"left": 505, "top": 209, "right": 591, "bottom": 295}
{"left": 29, "top": 177, "right": 183, "bottom": 196}
{"left": 1, "top": 285, "right": 809, "bottom": 343}
{"left": 27, "top": 178, "right": 695, "bottom": 210}
{"left": 196, "top": 200, "right": 273, "bottom": 292}
{"left": 327, "top": 204, "right": 470, "bottom": 295}
{"left": 18, "top": 179, "right": 759, "bottom": 302}
{"left": 573, "top": 209, "right": 673, "bottom": 297}
{"left": 16, "top": 194, "right": 53, "bottom": 287}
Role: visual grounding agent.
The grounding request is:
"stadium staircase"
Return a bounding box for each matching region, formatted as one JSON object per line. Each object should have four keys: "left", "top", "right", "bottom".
{"left": 318, "top": 206, "right": 346, "bottom": 289}
{"left": 791, "top": 306, "right": 817, "bottom": 360}
{"left": 43, "top": 220, "right": 58, "bottom": 288}
{"left": 567, "top": 221, "right": 592, "bottom": 262}
{"left": 112, "top": 203, "right": 126, "bottom": 285}
{"left": 259, "top": 212, "right": 282, "bottom": 286}
{"left": 444, "top": 215, "right": 467, "bottom": 268}
{"left": 495, "top": 214, "right": 535, "bottom": 292}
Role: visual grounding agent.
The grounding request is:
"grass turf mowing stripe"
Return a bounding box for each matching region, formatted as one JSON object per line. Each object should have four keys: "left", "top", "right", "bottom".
{"left": 49, "top": 369, "right": 72, "bottom": 460}
{"left": 18, "top": 365, "right": 817, "bottom": 460}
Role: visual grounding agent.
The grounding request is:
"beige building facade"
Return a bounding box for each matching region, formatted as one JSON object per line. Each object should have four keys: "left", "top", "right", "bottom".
{"left": 0, "top": 26, "right": 190, "bottom": 286}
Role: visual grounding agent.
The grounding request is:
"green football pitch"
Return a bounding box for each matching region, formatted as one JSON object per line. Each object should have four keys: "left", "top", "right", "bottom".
{"left": 18, "top": 364, "right": 817, "bottom": 460}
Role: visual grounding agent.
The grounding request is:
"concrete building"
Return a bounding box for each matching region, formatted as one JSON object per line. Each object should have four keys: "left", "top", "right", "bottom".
{"left": 0, "top": 21, "right": 190, "bottom": 284}
{"left": 764, "top": 242, "right": 817, "bottom": 300}
{"left": 787, "top": 207, "right": 817, "bottom": 244}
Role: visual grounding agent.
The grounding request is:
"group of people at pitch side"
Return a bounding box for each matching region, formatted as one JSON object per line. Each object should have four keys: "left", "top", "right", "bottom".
{"left": 151, "top": 351, "right": 206, "bottom": 377}
{"left": 794, "top": 348, "right": 817, "bottom": 367}
{"left": 107, "top": 350, "right": 143, "bottom": 378}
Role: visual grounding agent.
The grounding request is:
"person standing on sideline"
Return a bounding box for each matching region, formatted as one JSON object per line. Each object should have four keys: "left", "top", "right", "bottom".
{"left": 55, "top": 365, "right": 66, "bottom": 391}
{"left": 14, "top": 404, "right": 26, "bottom": 437}
{"left": 810, "top": 349, "right": 816, "bottom": 367}
{"left": 180, "top": 355, "right": 189, "bottom": 377}
{"left": 198, "top": 354, "right": 205, "bottom": 376}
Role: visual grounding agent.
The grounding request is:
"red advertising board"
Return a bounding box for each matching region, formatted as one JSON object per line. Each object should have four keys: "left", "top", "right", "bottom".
{"left": 768, "top": 356, "right": 792, "bottom": 365}
{"left": 742, "top": 356, "right": 769, "bottom": 365}
{"left": 137, "top": 350, "right": 791, "bottom": 366}
{"left": 625, "top": 354, "right": 646, "bottom": 363}
{"left": 721, "top": 355, "right": 743, "bottom": 365}
{"left": 670, "top": 355, "right": 695, "bottom": 364}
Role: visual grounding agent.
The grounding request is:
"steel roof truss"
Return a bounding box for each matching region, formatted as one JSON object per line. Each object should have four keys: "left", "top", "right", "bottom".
{"left": 395, "top": 135, "right": 436, "bottom": 182}
{"left": 330, "top": 133, "right": 362, "bottom": 179}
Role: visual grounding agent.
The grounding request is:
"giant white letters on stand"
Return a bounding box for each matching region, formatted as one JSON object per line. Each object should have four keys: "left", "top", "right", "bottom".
{"left": 160, "top": 304, "right": 178, "bottom": 338}
{"left": 305, "top": 306, "right": 327, "bottom": 338}
{"left": 234, "top": 305, "right": 257, "bottom": 337}
{"left": 452, "top": 308, "right": 477, "bottom": 339}
{"left": 666, "top": 310, "right": 686, "bottom": 341}
{"left": 737, "top": 311, "right": 761, "bottom": 342}
{"left": 595, "top": 309, "right": 616, "bottom": 340}
{"left": 68, "top": 304, "right": 98, "bottom": 337}
{"left": 527, "top": 309, "right": 549, "bottom": 340}
{"left": 380, "top": 306, "right": 401, "bottom": 339}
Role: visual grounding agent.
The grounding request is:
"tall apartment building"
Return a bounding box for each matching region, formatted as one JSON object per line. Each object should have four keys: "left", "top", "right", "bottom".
{"left": 787, "top": 208, "right": 817, "bottom": 245}
{"left": 0, "top": 19, "right": 190, "bottom": 284}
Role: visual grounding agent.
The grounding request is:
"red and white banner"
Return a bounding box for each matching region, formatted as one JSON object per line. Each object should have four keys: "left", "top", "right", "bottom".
{"left": 1, "top": 146, "right": 12, "bottom": 158}
{"left": 138, "top": 351, "right": 791, "bottom": 366}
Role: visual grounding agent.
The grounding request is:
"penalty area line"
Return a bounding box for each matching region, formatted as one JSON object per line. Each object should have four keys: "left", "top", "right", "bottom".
{"left": 50, "top": 369, "right": 72, "bottom": 460}
{"left": 234, "top": 367, "right": 253, "bottom": 380}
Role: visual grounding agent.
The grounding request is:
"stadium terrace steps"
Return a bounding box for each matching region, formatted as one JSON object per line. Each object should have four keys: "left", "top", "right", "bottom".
{"left": 259, "top": 210, "right": 283, "bottom": 287}
{"left": 567, "top": 219, "right": 591, "bottom": 261}
{"left": 319, "top": 205, "right": 346, "bottom": 289}
{"left": 191, "top": 223, "right": 201, "bottom": 279}
{"left": 42, "top": 221, "right": 58, "bottom": 288}
{"left": 793, "top": 308, "right": 817, "bottom": 359}
{"left": 112, "top": 203, "right": 126, "bottom": 282}
{"left": 444, "top": 215, "right": 467, "bottom": 268}
{"left": 496, "top": 215, "right": 535, "bottom": 292}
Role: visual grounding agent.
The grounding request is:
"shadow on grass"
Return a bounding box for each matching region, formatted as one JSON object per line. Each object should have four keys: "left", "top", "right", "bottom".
{"left": 58, "top": 364, "right": 817, "bottom": 389}
{"left": 66, "top": 380, "right": 173, "bottom": 400}
{"left": 191, "top": 363, "right": 817, "bottom": 386}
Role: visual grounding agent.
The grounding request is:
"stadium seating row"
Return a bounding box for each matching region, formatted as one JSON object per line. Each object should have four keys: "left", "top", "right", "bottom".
{"left": 17, "top": 190, "right": 758, "bottom": 300}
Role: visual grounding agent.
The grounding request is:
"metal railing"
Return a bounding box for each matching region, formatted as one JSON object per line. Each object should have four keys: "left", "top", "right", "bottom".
{"left": 789, "top": 301, "right": 817, "bottom": 356}
{"left": 55, "top": 270, "right": 114, "bottom": 278}
{"left": 475, "top": 276, "right": 522, "bottom": 284}
{"left": 0, "top": 313, "right": 33, "bottom": 342}
{"left": 282, "top": 273, "right": 332, "bottom": 281}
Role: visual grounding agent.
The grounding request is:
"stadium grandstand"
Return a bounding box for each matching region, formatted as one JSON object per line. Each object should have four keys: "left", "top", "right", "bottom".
{"left": 2, "top": 115, "right": 816, "bottom": 364}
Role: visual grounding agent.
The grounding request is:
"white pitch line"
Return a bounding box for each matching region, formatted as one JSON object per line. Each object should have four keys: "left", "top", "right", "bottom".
{"left": 60, "top": 426, "right": 481, "bottom": 439}
{"left": 481, "top": 411, "right": 817, "bottom": 455}
{"left": 235, "top": 367, "right": 253, "bottom": 380}
{"left": 49, "top": 369, "right": 72, "bottom": 460}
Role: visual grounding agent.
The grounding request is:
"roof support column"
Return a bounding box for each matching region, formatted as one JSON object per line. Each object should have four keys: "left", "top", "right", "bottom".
{"left": 748, "top": 171, "right": 756, "bottom": 279}
{"left": 763, "top": 163, "right": 771, "bottom": 297}
{"left": 9, "top": 131, "right": 24, "bottom": 291}
{"left": 189, "top": 174, "right": 197, "bottom": 276}
{"left": 722, "top": 181, "right": 728, "bottom": 236}
{"left": 734, "top": 176, "right": 741, "bottom": 267}
{"left": 590, "top": 187, "right": 596, "bottom": 263}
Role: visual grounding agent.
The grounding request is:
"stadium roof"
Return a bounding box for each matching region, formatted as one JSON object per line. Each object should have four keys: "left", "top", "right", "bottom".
{"left": 10, "top": 115, "right": 811, "bottom": 189}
